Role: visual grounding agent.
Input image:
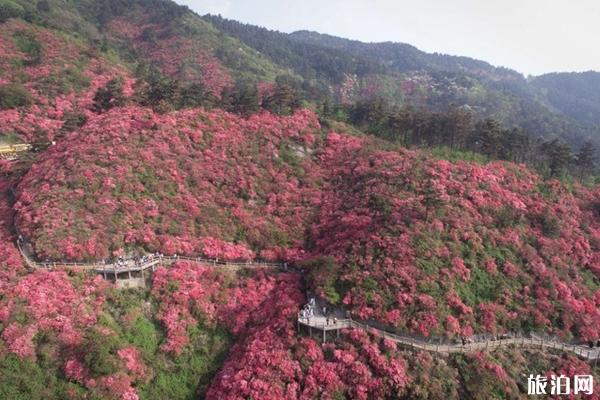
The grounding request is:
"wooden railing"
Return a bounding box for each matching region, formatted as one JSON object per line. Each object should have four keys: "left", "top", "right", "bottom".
{"left": 0, "top": 143, "right": 31, "bottom": 154}
{"left": 298, "top": 317, "right": 600, "bottom": 361}
{"left": 16, "top": 236, "right": 283, "bottom": 275}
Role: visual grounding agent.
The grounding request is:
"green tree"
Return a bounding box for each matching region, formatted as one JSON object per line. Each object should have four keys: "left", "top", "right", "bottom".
{"left": 0, "top": 0, "right": 24, "bottom": 23}
{"left": 13, "top": 31, "right": 42, "bottom": 66}
{"left": 469, "top": 119, "right": 503, "bottom": 158}
{"left": 262, "top": 82, "right": 301, "bottom": 115}
{"left": 93, "top": 78, "right": 125, "bottom": 113}
{"left": 37, "top": 0, "right": 51, "bottom": 12}
{"left": 0, "top": 83, "right": 32, "bottom": 109}
{"left": 222, "top": 80, "right": 259, "bottom": 116}
{"left": 444, "top": 105, "right": 472, "bottom": 149}
{"left": 575, "top": 140, "right": 596, "bottom": 179}
{"left": 541, "top": 139, "right": 574, "bottom": 178}
{"left": 136, "top": 65, "right": 178, "bottom": 112}
{"left": 499, "top": 127, "right": 530, "bottom": 162}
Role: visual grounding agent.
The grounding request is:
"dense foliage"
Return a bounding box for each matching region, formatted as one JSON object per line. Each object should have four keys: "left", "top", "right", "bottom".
{"left": 305, "top": 133, "right": 600, "bottom": 341}
{"left": 532, "top": 71, "right": 600, "bottom": 126}
{"left": 14, "top": 107, "right": 324, "bottom": 261}
{"left": 2, "top": 1, "right": 600, "bottom": 399}
{"left": 13, "top": 105, "right": 600, "bottom": 344}
{"left": 209, "top": 15, "right": 600, "bottom": 151}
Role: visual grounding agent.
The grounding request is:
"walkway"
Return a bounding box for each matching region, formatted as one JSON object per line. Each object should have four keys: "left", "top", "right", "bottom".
{"left": 16, "top": 234, "right": 283, "bottom": 283}
{"left": 298, "top": 314, "right": 600, "bottom": 362}
{"left": 8, "top": 186, "right": 600, "bottom": 362}
{"left": 0, "top": 143, "right": 31, "bottom": 160}
{"left": 9, "top": 186, "right": 283, "bottom": 285}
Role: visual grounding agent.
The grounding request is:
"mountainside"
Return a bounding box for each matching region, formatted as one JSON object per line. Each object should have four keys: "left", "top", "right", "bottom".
{"left": 8, "top": 104, "right": 600, "bottom": 399}
{"left": 1, "top": 1, "right": 600, "bottom": 399}
{"left": 531, "top": 71, "right": 600, "bottom": 126}
{"left": 1, "top": 0, "right": 599, "bottom": 150}
{"left": 289, "top": 29, "right": 521, "bottom": 79}
{"left": 208, "top": 16, "right": 600, "bottom": 148}
{"left": 14, "top": 107, "right": 323, "bottom": 261}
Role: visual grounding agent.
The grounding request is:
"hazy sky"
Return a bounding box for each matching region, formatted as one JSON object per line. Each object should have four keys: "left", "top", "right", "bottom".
{"left": 174, "top": 0, "right": 600, "bottom": 76}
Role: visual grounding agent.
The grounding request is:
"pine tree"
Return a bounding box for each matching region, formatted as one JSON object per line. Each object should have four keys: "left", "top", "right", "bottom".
{"left": 222, "top": 81, "right": 259, "bottom": 116}
{"left": 541, "top": 139, "right": 574, "bottom": 178}
{"left": 263, "top": 83, "right": 300, "bottom": 115}
{"left": 92, "top": 78, "right": 125, "bottom": 113}
{"left": 575, "top": 140, "right": 597, "bottom": 179}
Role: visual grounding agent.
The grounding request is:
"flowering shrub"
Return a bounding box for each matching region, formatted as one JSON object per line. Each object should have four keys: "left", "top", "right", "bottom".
{"left": 0, "top": 19, "right": 134, "bottom": 143}
{"left": 117, "top": 347, "right": 146, "bottom": 379}
{"left": 0, "top": 178, "right": 25, "bottom": 283}
{"left": 151, "top": 262, "right": 229, "bottom": 354}
{"left": 107, "top": 16, "right": 232, "bottom": 98}
{"left": 306, "top": 141, "right": 600, "bottom": 340}
{"left": 2, "top": 14, "right": 600, "bottom": 396}
{"left": 14, "top": 100, "right": 600, "bottom": 343}
{"left": 15, "top": 107, "right": 323, "bottom": 261}
{"left": 199, "top": 237, "right": 255, "bottom": 261}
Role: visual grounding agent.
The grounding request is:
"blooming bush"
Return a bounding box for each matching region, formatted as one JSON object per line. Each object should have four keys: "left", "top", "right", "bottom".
{"left": 15, "top": 107, "right": 323, "bottom": 261}
{"left": 107, "top": 16, "right": 233, "bottom": 98}
{"left": 306, "top": 140, "right": 600, "bottom": 340}
{"left": 2, "top": 13, "right": 600, "bottom": 397}
{"left": 0, "top": 20, "right": 134, "bottom": 143}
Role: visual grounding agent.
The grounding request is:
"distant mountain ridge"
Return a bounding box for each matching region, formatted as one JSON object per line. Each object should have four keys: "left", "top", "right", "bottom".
{"left": 1, "top": 0, "right": 600, "bottom": 149}
{"left": 206, "top": 15, "right": 600, "bottom": 147}
{"left": 531, "top": 71, "right": 600, "bottom": 126}
{"left": 289, "top": 29, "right": 523, "bottom": 79}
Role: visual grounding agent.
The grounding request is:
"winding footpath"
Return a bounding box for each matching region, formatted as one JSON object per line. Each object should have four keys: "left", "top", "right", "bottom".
{"left": 15, "top": 234, "right": 600, "bottom": 362}
{"left": 7, "top": 188, "right": 600, "bottom": 363}
{"left": 16, "top": 234, "right": 283, "bottom": 285}
{"left": 298, "top": 312, "right": 600, "bottom": 362}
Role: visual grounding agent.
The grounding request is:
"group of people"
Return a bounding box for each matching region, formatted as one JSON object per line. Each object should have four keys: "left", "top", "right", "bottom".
{"left": 300, "top": 299, "right": 315, "bottom": 323}
{"left": 460, "top": 333, "right": 512, "bottom": 346}
{"left": 134, "top": 253, "right": 163, "bottom": 267}
{"left": 113, "top": 253, "right": 163, "bottom": 269}
{"left": 460, "top": 337, "right": 474, "bottom": 346}
{"left": 114, "top": 257, "right": 132, "bottom": 269}
{"left": 299, "top": 298, "right": 338, "bottom": 326}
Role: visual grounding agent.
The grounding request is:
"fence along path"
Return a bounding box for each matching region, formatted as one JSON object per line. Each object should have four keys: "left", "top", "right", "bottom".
{"left": 9, "top": 188, "right": 600, "bottom": 362}
{"left": 10, "top": 187, "right": 282, "bottom": 282}
{"left": 14, "top": 232, "right": 600, "bottom": 362}
{"left": 298, "top": 315, "right": 600, "bottom": 362}
{"left": 15, "top": 232, "right": 600, "bottom": 362}
{"left": 16, "top": 235, "right": 282, "bottom": 278}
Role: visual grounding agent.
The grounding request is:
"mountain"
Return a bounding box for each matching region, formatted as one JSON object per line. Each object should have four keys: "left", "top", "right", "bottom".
{"left": 207, "top": 16, "right": 600, "bottom": 148}
{"left": 531, "top": 71, "right": 600, "bottom": 126}
{"left": 0, "top": 0, "right": 598, "bottom": 150}
{"left": 1, "top": 1, "right": 600, "bottom": 399}
{"left": 289, "top": 29, "right": 521, "bottom": 78}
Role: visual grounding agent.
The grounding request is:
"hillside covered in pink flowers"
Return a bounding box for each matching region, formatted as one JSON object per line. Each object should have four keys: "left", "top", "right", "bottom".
{"left": 1, "top": 1, "right": 600, "bottom": 399}
{"left": 13, "top": 103, "right": 600, "bottom": 343}
{"left": 6, "top": 104, "right": 600, "bottom": 398}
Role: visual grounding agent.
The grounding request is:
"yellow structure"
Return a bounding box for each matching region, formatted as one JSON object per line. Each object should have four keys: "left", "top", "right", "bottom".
{"left": 0, "top": 143, "right": 32, "bottom": 160}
